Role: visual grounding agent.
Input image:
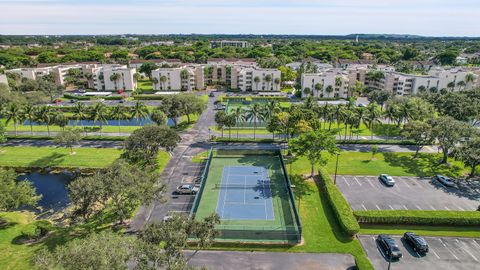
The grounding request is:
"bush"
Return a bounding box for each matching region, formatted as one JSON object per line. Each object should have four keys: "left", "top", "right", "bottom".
{"left": 354, "top": 210, "right": 480, "bottom": 226}
{"left": 133, "top": 94, "right": 165, "bottom": 100}
{"left": 20, "top": 220, "right": 54, "bottom": 240}
{"left": 318, "top": 168, "right": 360, "bottom": 236}
{"left": 104, "top": 96, "right": 123, "bottom": 100}
{"left": 63, "top": 94, "right": 92, "bottom": 100}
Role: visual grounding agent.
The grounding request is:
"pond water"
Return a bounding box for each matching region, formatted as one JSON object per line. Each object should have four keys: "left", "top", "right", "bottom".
{"left": 17, "top": 172, "right": 74, "bottom": 211}
{"left": 24, "top": 117, "right": 175, "bottom": 127}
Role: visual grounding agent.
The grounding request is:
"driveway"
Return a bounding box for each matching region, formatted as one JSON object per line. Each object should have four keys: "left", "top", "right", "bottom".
{"left": 359, "top": 235, "right": 480, "bottom": 270}
{"left": 337, "top": 176, "right": 479, "bottom": 211}
{"left": 185, "top": 250, "right": 356, "bottom": 270}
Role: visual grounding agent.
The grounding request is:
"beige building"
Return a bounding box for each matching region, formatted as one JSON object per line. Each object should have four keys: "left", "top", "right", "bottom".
{"left": 210, "top": 40, "right": 249, "bottom": 49}
{"left": 151, "top": 66, "right": 204, "bottom": 91}
{"left": 301, "top": 70, "right": 350, "bottom": 98}
{"left": 129, "top": 59, "right": 182, "bottom": 70}
{"left": 0, "top": 74, "right": 8, "bottom": 86}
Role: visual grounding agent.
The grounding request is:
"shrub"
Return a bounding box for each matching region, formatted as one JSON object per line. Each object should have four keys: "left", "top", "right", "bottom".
{"left": 63, "top": 94, "right": 92, "bottom": 100}
{"left": 104, "top": 96, "right": 123, "bottom": 100}
{"left": 354, "top": 210, "right": 480, "bottom": 226}
{"left": 133, "top": 94, "right": 166, "bottom": 100}
{"left": 20, "top": 220, "right": 54, "bottom": 240}
{"left": 318, "top": 168, "right": 360, "bottom": 236}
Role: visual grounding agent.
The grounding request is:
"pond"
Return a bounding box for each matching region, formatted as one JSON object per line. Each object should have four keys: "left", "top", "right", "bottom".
{"left": 24, "top": 117, "right": 175, "bottom": 127}
{"left": 17, "top": 172, "right": 74, "bottom": 212}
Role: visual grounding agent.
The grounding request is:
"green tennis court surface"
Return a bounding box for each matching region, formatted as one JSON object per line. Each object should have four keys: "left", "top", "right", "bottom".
{"left": 191, "top": 148, "right": 302, "bottom": 243}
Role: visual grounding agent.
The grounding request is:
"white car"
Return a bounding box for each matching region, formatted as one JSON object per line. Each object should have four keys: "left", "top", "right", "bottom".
{"left": 379, "top": 174, "right": 395, "bottom": 187}
{"left": 175, "top": 184, "right": 199, "bottom": 195}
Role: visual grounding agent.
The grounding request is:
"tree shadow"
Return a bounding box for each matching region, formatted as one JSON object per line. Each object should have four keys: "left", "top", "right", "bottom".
{"left": 373, "top": 124, "right": 401, "bottom": 137}
{"left": 28, "top": 152, "right": 67, "bottom": 168}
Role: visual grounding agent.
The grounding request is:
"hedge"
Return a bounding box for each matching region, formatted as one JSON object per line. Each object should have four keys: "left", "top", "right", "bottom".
{"left": 336, "top": 139, "right": 416, "bottom": 145}
{"left": 354, "top": 210, "right": 480, "bottom": 226}
{"left": 63, "top": 94, "right": 92, "bottom": 100}
{"left": 318, "top": 168, "right": 360, "bottom": 236}
{"left": 133, "top": 94, "right": 165, "bottom": 100}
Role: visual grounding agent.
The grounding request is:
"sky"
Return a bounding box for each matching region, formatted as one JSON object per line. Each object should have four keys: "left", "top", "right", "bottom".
{"left": 1, "top": 0, "right": 479, "bottom": 36}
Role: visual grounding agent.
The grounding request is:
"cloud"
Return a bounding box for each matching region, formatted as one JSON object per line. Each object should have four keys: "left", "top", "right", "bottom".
{"left": 0, "top": 0, "right": 479, "bottom": 36}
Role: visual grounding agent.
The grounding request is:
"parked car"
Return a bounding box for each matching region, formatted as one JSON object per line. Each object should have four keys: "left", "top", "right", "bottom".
{"left": 209, "top": 92, "right": 215, "bottom": 97}
{"left": 377, "top": 234, "right": 403, "bottom": 260}
{"left": 403, "top": 232, "right": 429, "bottom": 253}
{"left": 379, "top": 174, "right": 395, "bottom": 187}
{"left": 175, "top": 184, "right": 199, "bottom": 195}
{"left": 434, "top": 174, "right": 455, "bottom": 187}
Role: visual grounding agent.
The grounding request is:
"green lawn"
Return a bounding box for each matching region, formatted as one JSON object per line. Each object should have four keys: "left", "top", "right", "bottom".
{"left": 136, "top": 80, "right": 153, "bottom": 91}
{"left": 0, "top": 147, "right": 122, "bottom": 168}
{"left": 288, "top": 152, "right": 468, "bottom": 178}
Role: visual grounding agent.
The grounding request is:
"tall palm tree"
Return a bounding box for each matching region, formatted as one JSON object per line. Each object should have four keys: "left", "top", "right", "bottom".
{"left": 72, "top": 102, "right": 88, "bottom": 134}
{"left": 130, "top": 101, "right": 149, "bottom": 125}
{"left": 245, "top": 103, "right": 263, "bottom": 140}
{"left": 457, "top": 81, "right": 466, "bottom": 91}
{"left": 364, "top": 103, "right": 382, "bottom": 139}
{"left": 152, "top": 77, "right": 159, "bottom": 90}
{"left": 180, "top": 69, "right": 189, "bottom": 91}
{"left": 3, "top": 103, "right": 24, "bottom": 136}
{"left": 53, "top": 112, "right": 69, "bottom": 131}
{"left": 110, "top": 73, "right": 122, "bottom": 90}
{"left": 447, "top": 81, "right": 456, "bottom": 92}
{"left": 233, "top": 107, "right": 245, "bottom": 139}
{"left": 274, "top": 78, "right": 281, "bottom": 91}
{"left": 314, "top": 83, "right": 323, "bottom": 97}
{"left": 89, "top": 103, "right": 109, "bottom": 130}
{"left": 110, "top": 105, "right": 129, "bottom": 133}
{"left": 253, "top": 76, "right": 260, "bottom": 90}
{"left": 465, "top": 73, "right": 476, "bottom": 88}
{"left": 265, "top": 74, "right": 272, "bottom": 90}
{"left": 160, "top": 75, "right": 167, "bottom": 90}
{"left": 35, "top": 105, "right": 54, "bottom": 136}
{"left": 23, "top": 104, "right": 37, "bottom": 135}
{"left": 326, "top": 85, "right": 334, "bottom": 98}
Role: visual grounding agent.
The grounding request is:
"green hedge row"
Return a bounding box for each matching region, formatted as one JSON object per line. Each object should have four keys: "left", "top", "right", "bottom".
{"left": 336, "top": 139, "right": 416, "bottom": 145}
{"left": 354, "top": 210, "right": 480, "bottom": 226}
{"left": 133, "top": 94, "right": 165, "bottom": 100}
{"left": 318, "top": 168, "right": 360, "bottom": 236}
{"left": 63, "top": 94, "right": 92, "bottom": 100}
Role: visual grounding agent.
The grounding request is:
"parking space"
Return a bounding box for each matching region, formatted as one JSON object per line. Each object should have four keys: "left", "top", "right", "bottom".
{"left": 337, "top": 175, "right": 479, "bottom": 211}
{"left": 359, "top": 235, "right": 480, "bottom": 270}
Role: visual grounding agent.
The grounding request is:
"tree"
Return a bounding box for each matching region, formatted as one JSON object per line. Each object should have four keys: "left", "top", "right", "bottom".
{"left": 278, "top": 66, "right": 297, "bottom": 82}
{"left": 110, "top": 105, "right": 129, "bottom": 133}
{"left": 109, "top": 73, "right": 121, "bottom": 90}
{"left": 370, "top": 145, "right": 379, "bottom": 159}
{"left": 23, "top": 104, "right": 37, "bottom": 135}
{"left": 367, "top": 90, "right": 392, "bottom": 106}
{"left": 224, "top": 113, "right": 236, "bottom": 139}
{"left": 0, "top": 168, "right": 40, "bottom": 211}
{"left": 150, "top": 108, "right": 167, "bottom": 126}
{"left": 303, "top": 87, "right": 311, "bottom": 97}
{"left": 137, "top": 214, "right": 220, "bottom": 270}
{"left": 35, "top": 105, "right": 54, "bottom": 136}
{"left": 214, "top": 110, "right": 227, "bottom": 138}
{"left": 34, "top": 231, "right": 135, "bottom": 270}
{"left": 454, "top": 134, "right": 480, "bottom": 178}
{"left": 364, "top": 102, "right": 382, "bottom": 139}
{"left": 289, "top": 130, "right": 339, "bottom": 177}
{"left": 178, "top": 94, "right": 206, "bottom": 124}
{"left": 314, "top": 83, "right": 323, "bottom": 95}
{"left": 3, "top": 102, "right": 24, "bottom": 136}
{"left": 325, "top": 85, "right": 334, "bottom": 98}
{"left": 233, "top": 107, "right": 245, "bottom": 139}
{"left": 401, "top": 121, "right": 434, "bottom": 158}
{"left": 429, "top": 116, "right": 472, "bottom": 164}
{"left": 157, "top": 95, "right": 183, "bottom": 127}
{"left": 159, "top": 75, "right": 167, "bottom": 89}
{"left": 253, "top": 76, "right": 260, "bottom": 90}
{"left": 54, "top": 127, "right": 83, "bottom": 154}
{"left": 435, "top": 50, "right": 459, "bottom": 65}
{"left": 89, "top": 102, "right": 109, "bottom": 130}
{"left": 130, "top": 101, "right": 149, "bottom": 124}
{"left": 245, "top": 103, "right": 264, "bottom": 140}
{"left": 139, "top": 62, "right": 159, "bottom": 79}
{"left": 123, "top": 126, "right": 180, "bottom": 165}
{"left": 68, "top": 174, "right": 105, "bottom": 221}
{"left": 265, "top": 74, "right": 272, "bottom": 90}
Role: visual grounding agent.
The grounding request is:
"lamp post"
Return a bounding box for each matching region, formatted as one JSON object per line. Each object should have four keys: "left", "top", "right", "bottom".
{"left": 208, "top": 128, "right": 211, "bottom": 141}
{"left": 334, "top": 152, "right": 340, "bottom": 185}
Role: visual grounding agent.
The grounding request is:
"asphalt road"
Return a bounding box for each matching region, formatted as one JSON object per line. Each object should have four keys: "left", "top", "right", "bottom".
{"left": 185, "top": 250, "right": 356, "bottom": 270}
{"left": 359, "top": 235, "right": 480, "bottom": 270}
{"left": 2, "top": 139, "right": 124, "bottom": 148}
{"left": 337, "top": 176, "right": 480, "bottom": 211}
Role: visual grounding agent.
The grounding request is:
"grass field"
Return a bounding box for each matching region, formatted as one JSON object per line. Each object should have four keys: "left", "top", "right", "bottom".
{"left": 287, "top": 152, "right": 468, "bottom": 178}
{"left": 0, "top": 147, "right": 122, "bottom": 168}
{"left": 194, "top": 151, "right": 300, "bottom": 242}
{"left": 136, "top": 80, "right": 153, "bottom": 91}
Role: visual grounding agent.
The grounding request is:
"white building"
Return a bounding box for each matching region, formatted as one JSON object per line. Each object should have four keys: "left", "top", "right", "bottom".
{"left": 210, "top": 40, "right": 248, "bottom": 49}
{"left": 301, "top": 70, "right": 350, "bottom": 98}
{"left": 129, "top": 59, "right": 182, "bottom": 70}
{"left": 0, "top": 74, "right": 8, "bottom": 86}
{"left": 85, "top": 65, "right": 137, "bottom": 91}
{"left": 151, "top": 66, "right": 204, "bottom": 91}
{"left": 7, "top": 67, "right": 52, "bottom": 81}
{"left": 237, "top": 68, "right": 281, "bottom": 92}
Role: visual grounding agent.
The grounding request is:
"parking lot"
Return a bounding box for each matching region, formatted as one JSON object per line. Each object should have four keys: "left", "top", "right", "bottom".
{"left": 359, "top": 235, "right": 480, "bottom": 270}
{"left": 337, "top": 175, "right": 479, "bottom": 211}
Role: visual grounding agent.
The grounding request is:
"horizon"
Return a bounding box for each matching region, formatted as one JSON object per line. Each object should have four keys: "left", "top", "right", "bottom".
{"left": 1, "top": 0, "right": 479, "bottom": 36}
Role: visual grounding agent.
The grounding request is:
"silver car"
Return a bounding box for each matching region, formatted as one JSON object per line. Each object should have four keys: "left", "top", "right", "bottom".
{"left": 175, "top": 184, "right": 199, "bottom": 195}
{"left": 435, "top": 175, "right": 455, "bottom": 187}
{"left": 379, "top": 174, "right": 395, "bottom": 187}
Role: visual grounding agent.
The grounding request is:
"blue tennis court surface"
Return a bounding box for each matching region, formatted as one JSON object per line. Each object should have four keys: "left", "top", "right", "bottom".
{"left": 216, "top": 166, "right": 275, "bottom": 220}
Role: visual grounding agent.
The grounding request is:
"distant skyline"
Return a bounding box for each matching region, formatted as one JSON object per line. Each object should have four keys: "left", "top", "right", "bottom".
{"left": 1, "top": 0, "right": 479, "bottom": 37}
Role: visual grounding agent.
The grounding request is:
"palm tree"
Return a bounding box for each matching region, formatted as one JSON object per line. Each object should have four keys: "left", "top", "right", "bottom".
{"left": 274, "top": 78, "right": 281, "bottom": 91}
{"left": 35, "top": 105, "right": 54, "bottom": 136}
{"left": 110, "top": 105, "right": 129, "bottom": 133}
{"left": 245, "top": 103, "right": 263, "bottom": 140}
{"left": 3, "top": 103, "right": 24, "bottom": 136}
{"left": 447, "top": 81, "right": 456, "bottom": 92}
{"left": 130, "top": 101, "right": 149, "bottom": 125}
{"left": 151, "top": 108, "right": 167, "bottom": 126}
{"left": 233, "top": 107, "right": 245, "bottom": 139}
{"left": 417, "top": 85, "right": 427, "bottom": 93}
{"left": 53, "top": 112, "right": 69, "bottom": 131}
{"left": 180, "top": 69, "right": 189, "bottom": 91}
{"left": 456, "top": 81, "right": 466, "bottom": 91}
{"left": 265, "top": 74, "right": 272, "bottom": 90}
{"left": 314, "top": 83, "right": 323, "bottom": 97}
{"left": 110, "top": 73, "right": 121, "bottom": 90}
{"left": 23, "top": 104, "right": 37, "bottom": 135}
{"left": 303, "top": 87, "right": 311, "bottom": 97}
{"left": 429, "top": 87, "right": 438, "bottom": 94}
{"left": 465, "top": 73, "right": 476, "bottom": 88}
{"left": 160, "top": 75, "right": 167, "bottom": 90}
{"left": 364, "top": 103, "right": 382, "bottom": 139}
{"left": 89, "top": 103, "right": 109, "bottom": 131}
{"left": 72, "top": 102, "right": 88, "bottom": 134}
{"left": 326, "top": 85, "right": 334, "bottom": 98}
{"left": 253, "top": 76, "right": 261, "bottom": 90}
{"left": 152, "top": 77, "right": 159, "bottom": 90}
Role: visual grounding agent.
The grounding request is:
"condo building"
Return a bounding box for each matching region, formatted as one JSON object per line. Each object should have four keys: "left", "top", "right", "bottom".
{"left": 301, "top": 70, "right": 350, "bottom": 98}
{"left": 210, "top": 40, "right": 249, "bottom": 49}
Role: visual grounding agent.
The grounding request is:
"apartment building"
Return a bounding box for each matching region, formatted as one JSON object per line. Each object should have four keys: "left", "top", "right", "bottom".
{"left": 237, "top": 68, "right": 281, "bottom": 92}
{"left": 0, "top": 74, "right": 8, "bottom": 86}
{"left": 301, "top": 70, "right": 350, "bottom": 98}
{"left": 7, "top": 67, "right": 52, "bottom": 81}
{"left": 210, "top": 40, "right": 249, "bottom": 49}
{"left": 151, "top": 66, "right": 204, "bottom": 91}
{"left": 129, "top": 59, "right": 182, "bottom": 70}
{"left": 207, "top": 58, "right": 257, "bottom": 66}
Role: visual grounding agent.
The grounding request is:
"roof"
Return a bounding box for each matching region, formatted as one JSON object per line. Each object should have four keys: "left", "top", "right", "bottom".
{"left": 129, "top": 59, "right": 182, "bottom": 64}
{"left": 337, "top": 59, "right": 376, "bottom": 65}
{"left": 36, "top": 61, "right": 101, "bottom": 68}
{"left": 207, "top": 58, "right": 256, "bottom": 63}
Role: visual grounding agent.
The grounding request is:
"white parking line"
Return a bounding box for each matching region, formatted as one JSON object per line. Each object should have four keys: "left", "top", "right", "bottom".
{"left": 402, "top": 205, "right": 408, "bottom": 210}
{"left": 388, "top": 205, "right": 394, "bottom": 210}
{"left": 428, "top": 204, "right": 436, "bottom": 210}
{"left": 168, "top": 210, "right": 189, "bottom": 213}
{"left": 367, "top": 179, "right": 375, "bottom": 188}
{"left": 343, "top": 177, "right": 351, "bottom": 187}
{"left": 456, "top": 205, "right": 465, "bottom": 211}
{"left": 430, "top": 248, "right": 441, "bottom": 259}
{"left": 444, "top": 206, "right": 450, "bottom": 210}
{"left": 472, "top": 240, "right": 480, "bottom": 249}
{"left": 414, "top": 204, "right": 422, "bottom": 210}
{"left": 403, "top": 180, "right": 411, "bottom": 188}
{"left": 170, "top": 202, "right": 193, "bottom": 205}
{"left": 458, "top": 239, "right": 479, "bottom": 262}
{"left": 354, "top": 176, "right": 362, "bottom": 186}
{"left": 375, "top": 204, "right": 381, "bottom": 210}
{"left": 439, "top": 238, "right": 459, "bottom": 260}
{"left": 362, "top": 204, "right": 367, "bottom": 211}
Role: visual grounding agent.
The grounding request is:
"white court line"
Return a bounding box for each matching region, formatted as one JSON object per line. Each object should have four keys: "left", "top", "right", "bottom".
{"left": 375, "top": 204, "right": 381, "bottom": 210}
{"left": 354, "top": 176, "right": 362, "bottom": 186}
{"left": 431, "top": 248, "right": 441, "bottom": 259}
{"left": 243, "top": 175, "right": 247, "bottom": 204}
{"left": 220, "top": 167, "right": 230, "bottom": 219}
{"left": 343, "top": 177, "right": 351, "bottom": 187}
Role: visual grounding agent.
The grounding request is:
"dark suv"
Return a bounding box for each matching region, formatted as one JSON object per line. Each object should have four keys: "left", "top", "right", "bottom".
{"left": 377, "top": 234, "right": 403, "bottom": 260}
{"left": 403, "top": 232, "right": 429, "bottom": 253}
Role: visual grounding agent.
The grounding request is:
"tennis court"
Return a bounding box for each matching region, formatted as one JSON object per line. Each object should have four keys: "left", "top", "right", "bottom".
{"left": 216, "top": 166, "right": 274, "bottom": 220}
{"left": 191, "top": 148, "right": 302, "bottom": 243}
